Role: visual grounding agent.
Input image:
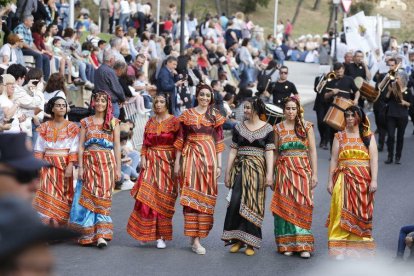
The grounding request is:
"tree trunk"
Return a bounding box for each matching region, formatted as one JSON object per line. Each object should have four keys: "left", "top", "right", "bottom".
{"left": 326, "top": 4, "right": 334, "bottom": 32}
{"left": 215, "top": 0, "right": 222, "bottom": 16}
{"left": 312, "top": 0, "right": 321, "bottom": 10}
{"left": 291, "top": 0, "right": 304, "bottom": 25}
{"left": 225, "top": 0, "right": 229, "bottom": 15}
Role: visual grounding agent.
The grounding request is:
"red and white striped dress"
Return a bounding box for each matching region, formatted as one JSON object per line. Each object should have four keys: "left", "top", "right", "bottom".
{"left": 34, "top": 120, "right": 80, "bottom": 225}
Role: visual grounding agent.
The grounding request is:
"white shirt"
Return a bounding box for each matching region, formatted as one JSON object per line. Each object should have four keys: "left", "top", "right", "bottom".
{"left": 0, "top": 44, "right": 18, "bottom": 66}
{"left": 120, "top": 0, "right": 131, "bottom": 14}
{"left": 0, "top": 94, "right": 20, "bottom": 133}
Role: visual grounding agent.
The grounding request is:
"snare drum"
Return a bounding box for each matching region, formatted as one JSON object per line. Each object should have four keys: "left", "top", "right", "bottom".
{"left": 265, "top": 104, "right": 284, "bottom": 125}
{"left": 354, "top": 77, "right": 380, "bottom": 102}
{"left": 323, "top": 97, "right": 353, "bottom": 130}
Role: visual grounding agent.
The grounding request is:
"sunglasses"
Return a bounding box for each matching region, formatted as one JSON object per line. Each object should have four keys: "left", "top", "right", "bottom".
{"left": 344, "top": 113, "right": 355, "bottom": 118}
{"left": 280, "top": 71, "right": 288, "bottom": 74}
{"left": 0, "top": 170, "right": 39, "bottom": 183}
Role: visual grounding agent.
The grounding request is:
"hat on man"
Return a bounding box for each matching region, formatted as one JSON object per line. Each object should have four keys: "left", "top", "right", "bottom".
{"left": 0, "top": 197, "right": 79, "bottom": 260}
{"left": 1, "top": 74, "right": 16, "bottom": 85}
{"left": 0, "top": 133, "right": 49, "bottom": 171}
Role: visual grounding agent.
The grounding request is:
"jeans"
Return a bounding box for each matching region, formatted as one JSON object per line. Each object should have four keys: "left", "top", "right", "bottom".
{"left": 77, "top": 60, "right": 88, "bottom": 82}
{"left": 397, "top": 225, "right": 414, "bottom": 258}
{"left": 21, "top": 48, "right": 50, "bottom": 81}
{"left": 86, "top": 63, "right": 95, "bottom": 83}
{"left": 119, "top": 13, "right": 130, "bottom": 32}
{"left": 386, "top": 116, "right": 408, "bottom": 158}
{"left": 127, "top": 150, "right": 140, "bottom": 171}
{"left": 121, "top": 164, "right": 138, "bottom": 179}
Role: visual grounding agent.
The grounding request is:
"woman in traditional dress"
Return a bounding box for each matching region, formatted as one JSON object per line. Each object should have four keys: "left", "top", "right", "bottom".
{"left": 126, "top": 93, "right": 180, "bottom": 249}
{"left": 271, "top": 96, "right": 318, "bottom": 259}
{"left": 69, "top": 91, "right": 121, "bottom": 248}
{"left": 33, "top": 96, "right": 80, "bottom": 226}
{"left": 221, "top": 97, "right": 275, "bottom": 256}
{"left": 174, "top": 83, "right": 225, "bottom": 255}
{"left": 327, "top": 105, "right": 378, "bottom": 260}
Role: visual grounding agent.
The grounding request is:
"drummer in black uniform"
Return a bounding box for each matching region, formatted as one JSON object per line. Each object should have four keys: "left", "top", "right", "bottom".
{"left": 270, "top": 65, "right": 299, "bottom": 108}
{"left": 324, "top": 62, "right": 360, "bottom": 149}
{"left": 344, "top": 50, "right": 372, "bottom": 109}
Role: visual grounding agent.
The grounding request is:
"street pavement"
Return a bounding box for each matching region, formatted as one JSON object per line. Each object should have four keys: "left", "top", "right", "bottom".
{"left": 53, "top": 62, "right": 414, "bottom": 276}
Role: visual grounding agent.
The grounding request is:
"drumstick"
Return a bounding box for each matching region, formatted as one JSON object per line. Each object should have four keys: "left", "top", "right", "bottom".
{"left": 325, "top": 88, "right": 351, "bottom": 94}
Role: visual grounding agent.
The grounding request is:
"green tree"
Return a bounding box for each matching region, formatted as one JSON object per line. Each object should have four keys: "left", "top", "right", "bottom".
{"left": 239, "top": 0, "right": 271, "bottom": 13}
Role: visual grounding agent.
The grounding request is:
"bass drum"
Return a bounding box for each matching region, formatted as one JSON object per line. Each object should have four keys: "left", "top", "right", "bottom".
{"left": 265, "top": 104, "right": 284, "bottom": 125}
{"left": 354, "top": 77, "right": 379, "bottom": 102}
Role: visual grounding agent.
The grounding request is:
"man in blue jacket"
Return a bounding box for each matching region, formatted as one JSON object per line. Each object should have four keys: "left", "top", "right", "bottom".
{"left": 157, "top": 56, "right": 185, "bottom": 116}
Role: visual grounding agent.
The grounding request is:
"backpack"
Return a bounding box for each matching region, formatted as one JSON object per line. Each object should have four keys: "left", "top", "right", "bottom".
{"left": 257, "top": 68, "right": 276, "bottom": 93}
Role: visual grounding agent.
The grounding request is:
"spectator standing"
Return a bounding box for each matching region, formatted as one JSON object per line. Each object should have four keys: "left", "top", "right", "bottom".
{"left": 119, "top": 0, "right": 131, "bottom": 32}
{"left": 14, "top": 0, "right": 38, "bottom": 28}
{"left": 283, "top": 19, "right": 293, "bottom": 41}
{"left": 100, "top": 0, "right": 112, "bottom": 33}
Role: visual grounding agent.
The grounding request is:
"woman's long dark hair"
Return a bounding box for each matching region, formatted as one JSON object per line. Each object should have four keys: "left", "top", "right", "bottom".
{"left": 283, "top": 97, "right": 307, "bottom": 140}
{"left": 153, "top": 93, "right": 172, "bottom": 115}
{"left": 344, "top": 105, "right": 371, "bottom": 148}
{"left": 245, "top": 96, "right": 266, "bottom": 119}
{"left": 195, "top": 83, "right": 216, "bottom": 124}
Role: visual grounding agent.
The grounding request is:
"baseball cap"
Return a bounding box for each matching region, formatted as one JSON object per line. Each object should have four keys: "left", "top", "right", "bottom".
{"left": 0, "top": 197, "right": 79, "bottom": 260}
{"left": 0, "top": 133, "right": 50, "bottom": 171}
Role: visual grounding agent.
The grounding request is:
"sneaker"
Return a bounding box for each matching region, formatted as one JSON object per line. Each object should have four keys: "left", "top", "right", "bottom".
{"left": 121, "top": 179, "right": 135, "bottom": 190}
{"left": 335, "top": 254, "right": 345, "bottom": 261}
{"left": 156, "top": 239, "right": 166, "bottom": 249}
{"left": 300, "top": 251, "right": 311, "bottom": 259}
{"left": 85, "top": 81, "right": 94, "bottom": 90}
{"left": 97, "top": 238, "right": 107, "bottom": 248}
{"left": 192, "top": 244, "right": 206, "bottom": 255}
{"left": 283, "top": 251, "right": 293, "bottom": 256}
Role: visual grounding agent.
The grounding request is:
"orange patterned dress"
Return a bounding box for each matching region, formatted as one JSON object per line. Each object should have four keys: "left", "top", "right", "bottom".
{"left": 127, "top": 115, "right": 180, "bottom": 242}
{"left": 271, "top": 121, "right": 315, "bottom": 253}
{"left": 34, "top": 120, "right": 80, "bottom": 225}
{"left": 327, "top": 131, "right": 375, "bottom": 257}
{"left": 174, "top": 108, "right": 225, "bottom": 238}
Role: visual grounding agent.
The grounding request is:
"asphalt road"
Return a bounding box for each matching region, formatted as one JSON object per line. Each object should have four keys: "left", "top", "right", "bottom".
{"left": 52, "top": 62, "right": 414, "bottom": 276}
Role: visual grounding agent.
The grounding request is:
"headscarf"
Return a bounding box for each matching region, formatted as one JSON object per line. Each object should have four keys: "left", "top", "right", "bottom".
{"left": 91, "top": 91, "right": 114, "bottom": 131}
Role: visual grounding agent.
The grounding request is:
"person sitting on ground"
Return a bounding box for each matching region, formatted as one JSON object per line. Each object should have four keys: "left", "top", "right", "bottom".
{"left": 395, "top": 224, "right": 414, "bottom": 260}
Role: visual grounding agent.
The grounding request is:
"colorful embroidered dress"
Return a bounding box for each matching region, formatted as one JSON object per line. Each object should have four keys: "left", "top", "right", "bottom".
{"left": 127, "top": 116, "right": 180, "bottom": 242}
{"left": 222, "top": 122, "right": 275, "bottom": 248}
{"left": 34, "top": 120, "right": 80, "bottom": 225}
{"left": 174, "top": 108, "right": 225, "bottom": 238}
{"left": 271, "top": 121, "right": 315, "bottom": 253}
{"left": 69, "top": 116, "right": 119, "bottom": 245}
{"left": 327, "top": 131, "right": 375, "bottom": 257}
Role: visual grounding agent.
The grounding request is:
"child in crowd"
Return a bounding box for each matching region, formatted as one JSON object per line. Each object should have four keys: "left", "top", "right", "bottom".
{"left": 90, "top": 46, "right": 100, "bottom": 69}
{"left": 119, "top": 131, "right": 138, "bottom": 190}
{"left": 132, "top": 71, "right": 154, "bottom": 112}
{"left": 52, "top": 38, "right": 73, "bottom": 84}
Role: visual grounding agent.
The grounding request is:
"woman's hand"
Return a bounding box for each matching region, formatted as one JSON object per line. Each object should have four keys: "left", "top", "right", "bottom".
{"left": 327, "top": 180, "right": 334, "bottom": 195}
{"left": 64, "top": 163, "right": 73, "bottom": 178}
{"left": 115, "top": 168, "right": 122, "bottom": 182}
{"left": 77, "top": 167, "right": 84, "bottom": 180}
{"left": 265, "top": 173, "right": 273, "bottom": 190}
{"left": 224, "top": 171, "right": 231, "bottom": 188}
{"left": 369, "top": 180, "right": 377, "bottom": 193}
{"left": 216, "top": 167, "right": 221, "bottom": 179}
{"left": 174, "top": 160, "right": 181, "bottom": 179}
{"left": 311, "top": 175, "right": 318, "bottom": 189}
{"left": 140, "top": 157, "right": 147, "bottom": 169}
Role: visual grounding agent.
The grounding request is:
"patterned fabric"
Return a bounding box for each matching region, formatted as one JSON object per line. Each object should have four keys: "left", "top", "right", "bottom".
{"left": 14, "top": 24, "right": 33, "bottom": 46}
{"left": 327, "top": 131, "right": 375, "bottom": 257}
{"left": 183, "top": 209, "right": 214, "bottom": 238}
{"left": 222, "top": 122, "right": 274, "bottom": 248}
{"left": 127, "top": 116, "right": 179, "bottom": 242}
{"left": 69, "top": 116, "right": 119, "bottom": 244}
{"left": 33, "top": 120, "right": 80, "bottom": 225}
{"left": 271, "top": 120, "right": 315, "bottom": 253}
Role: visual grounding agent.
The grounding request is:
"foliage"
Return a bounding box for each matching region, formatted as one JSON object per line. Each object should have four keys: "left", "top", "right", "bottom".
{"left": 0, "top": 0, "right": 12, "bottom": 7}
{"left": 350, "top": 2, "right": 375, "bottom": 16}
{"left": 239, "top": 0, "right": 271, "bottom": 14}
